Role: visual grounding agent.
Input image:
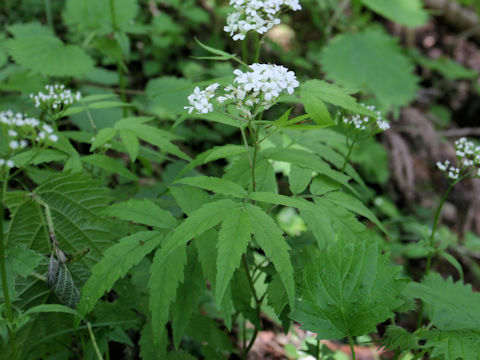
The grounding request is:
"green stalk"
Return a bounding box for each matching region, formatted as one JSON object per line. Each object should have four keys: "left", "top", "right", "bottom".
{"left": 348, "top": 335, "right": 356, "bottom": 360}
{"left": 87, "top": 321, "right": 104, "bottom": 360}
{"left": 316, "top": 339, "right": 321, "bottom": 359}
{"left": 241, "top": 255, "right": 261, "bottom": 360}
{"left": 341, "top": 139, "right": 356, "bottom": 173}
{"left": 417, "top": 178, "right": 460, "bottom": 327}
{"left": 0, "top": 180, "right": 19, "bottom": 359}
{"left": 44, "top": 0, "right": 53, "bottom": 31}
{"left": 253, "top": 34, "right": 261, "bottom": 63}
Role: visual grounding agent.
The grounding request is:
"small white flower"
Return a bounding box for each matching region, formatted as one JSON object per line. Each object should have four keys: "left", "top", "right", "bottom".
{"left": 9, "top": 140, "right": 19, "bottom": 150}
{"left": 184, "top": 84, "right": 219, "bottom": 114}
{"left": 30, "top": 85, "right": 81, "bottom": 113}
{"left": 6, "top": 160, "right": 14, "bottom": 168}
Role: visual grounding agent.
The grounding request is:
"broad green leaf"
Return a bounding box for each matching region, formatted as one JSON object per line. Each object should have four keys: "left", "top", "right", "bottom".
{"left": 12, "top": 149, "right": 68, "bottom": 167}
{"left": 171, "top": 247, "right": 204, "bottom": 348}
{"left": 145, "top": 76, "right": 193, "bottom": 117}
{"left": 170, "top": 186, "right": 211, "bottom": 216}
{"left": 411, "top": 50, "right": 478, "bottom": 80}
{"left": 405, "top": 273, "right": 480, "bottom": 331}
{"left": 245, "top": 204, "right": 295, "bottom": 309}
{"left": 321, "top": 28, "right": 418, "bottom": 109}
{"left": 82, "top": 154, "right": 138, "bottom": 180}
{"left": 322, "top": 191, "right": 387, "bottom": 234}
{"left": 139, "top": 321, "right": 167, "bottom": 360}
{"left": 290, "top": 239, "right": 405, "bottom": 339}
{"left": 216, "top": 207, "right": 252, "bottom": 305}
{"left": 421, "top": 329, "right": 480, "bottom": 360}
{"left": 154, "top": 199, "right": 239, "bottom": 265}
{"left": 6, "top": 23, "right": 93, "bottom": 77}
{"left": 77, "top": 231, "right": 164, "bottom": 318}
{"left": 118, "top": 129, "right": 139, "bottom": 161}
{"left": 174, "top": 176, "right": 248, "bottom": 198}
{"left": 361, "top": 0, "right": 429, "bottom": 27}
{"left": 148, "top": 244, "right": 187, "bottom": 345}
{"left": 101, "top": 199, "right": 177, "bottom": 229}
{"left": 90, "top": 128, "right": 117, "bottom": 151}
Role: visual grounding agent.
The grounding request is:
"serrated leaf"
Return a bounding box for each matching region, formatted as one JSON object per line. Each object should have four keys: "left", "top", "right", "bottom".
{"left": 290, "top": 239, "right": 405, "bottom": 339}
{"left": 148, "top": 244, "right": 187, "bottom": 345}
{"left": 170, "top": 186, "right": 210, "bottom": 216}
{"left": 77, "top": 231, "right": 164, "bottom": 318}
{"left": 82, "top": 154, "right": 138, "bottom": 181}
{"left": 216, "top": 207, "right": 252, "bottom": 305}
{"left": 421, "top": 329, "right": 480, "bottom": 360}
{"left": 139, "top": 322, "right": 167, "bottom": 360}
{"left": 245, "top": 203, "right": 295, "bottom": 309}
{"left": 145, "top": 76, "right": 193, "bottom": 117}
{"left": 6, "top": 23, "right": 93, "bottom": 77}
{"left": 171, "top": 247, "right": 204, "bottom": 348}
{"left": 289, "top": 165, "right": 313, "bottom": 194}
{"left": 101, "top": 199, "right": 177, "bottom": 229}
{"left": 153, "top": 199, "right": 239, "bottom": 267}
{"left": 185, "top": 313, "right": 234, "bottom": 352}
{"left": 405, "top": 273, "right": 480, "bottom": 331}
{"left": 321, "top": 28, "right": 418, "bottom": 109}
{"left": 361, "top": 0, "right": 429, "bottom": 27}
{"left": 90, "top": 128, "right": 117, "bottom": 151}
{"left": 300, "top": 92, "right": 334, "bottom": 127}
{"left": 6, "top": 247, "right": 43, "bottom": 277}
{"left": 322, "top": 191, "right": 387, "bottom": 234}
{"left": 382, "top": 325, "right": 419, "bottom": 352}
{"left": 118, "top": 129, "right": 139, "bottom": 161}
{"left": 174, "top": 176, "right": 248, "bottom": 198}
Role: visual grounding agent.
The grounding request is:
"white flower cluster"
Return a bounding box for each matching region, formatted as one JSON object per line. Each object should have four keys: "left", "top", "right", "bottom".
{"left": 224, "top": 0, "right": 301, "bottom": 41}
{"left": 184, "top": 83, "right": 220, "bottom": 114}
{"left": 30, "top": 84, "right": 81, "bottom": 114}
{"left": 343, "top": 104, "right": 390, "bottom": 132}
{"left": 185, "top": 64, "right": 299, "bottom": 118}
{"left": 1, "top": 110, "right": 59, "bottom": 153}
{"left": 436, "top": 137, "right": 480, "bottom": 180}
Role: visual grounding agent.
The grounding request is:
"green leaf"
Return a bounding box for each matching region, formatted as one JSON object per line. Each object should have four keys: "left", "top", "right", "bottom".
{"left": 300, "top": 80, "right": 374, "bottom": 116}
{"left": 145, "top": 76, "right": 193, "bottom": 117}
{"left": 118, "top": 129, "right": 139, "bottom": 161}
{"left": 421, "top": 329, "right": 480, "bottom": 360}
{"left": 90, "top": 128, "right": 117, "bottom": 151}
{"left": 51, "top": 263, "right": 81, "bottom": 308}
{"left": 120, "top": 123, "right": 190, "bottom": 160}
{"left": 184, "top": 313, "right": 234, "bottom": 352}
{"left": 170, "top": 186, "right": 211, "bottom": 216}
{"left": 6, "top": 247, "right": 43, "bottom": 277}
{"left": 245, "top": 204, "right": 295, "bottom": 309}
{"left": 171, "top": 247, "right": 204, "bottom": 348}
{"left": 153, "top": 199, "right": 239, "bottom": 266}
{"left": 289, "top": 165, "right": 313, "bottom": 194}
{"left": 216, "top": 206, "right": 252, "bottom": 305}
{"left": 300, "top": 92, "right": 334, "bottom": 127}
{"left": 148, "top": 244, "right": 187, "bottom": 345}
{"left": 174, "top": 176, "right": 248, "bottom": 198}
{"left": 101, "top": 199, "right": 177, "bottom": 229}
{"left": 411, "top": 50, "right": 478, "bottom": 80}
{"left": 249, "top": 192, "right": 313, "bottom": 210}
{"left": 405, "top": 273, "right": 480, "bottom": 331}
{"left": 139, "top": 322, "right": 167, "bottom": 360}
{"left": 77, "top": 231, "right": 164, "bottom": 318}
{"left": 321, "top": 28, "right": 418, "bottom": 109}
{"left": 6, "top": 23, "right": 94, "bottom": 77}
{"left": 82, "top": 154, "right": 138, "bottom": 181}
{"left": 24, "top": 304, "right": 79, "bottom": 317}
{"left": 382, "top": 325, "right": 419, "bottom": 352}
{"left": 322, "top": 191, "right": 387, "bottom": 234}
{"left": 290, "top": 239, "right": 405, "bottom": 339}
{"left": 63, "top": 0, "right": 138, "bottom": 33}
{"left": 361, "top": 0, "right": 429, "bottom": 27}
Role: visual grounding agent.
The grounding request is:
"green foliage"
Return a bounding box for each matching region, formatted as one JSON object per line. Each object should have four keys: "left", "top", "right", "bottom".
{"left": 290, "top": 239, "right": 405, "bottom": 339}
{"left": 6, "top": 23, "right": 94, "bottom": 76}
{"left": 321, "top": 28, "right": 419, "bottom": 110}
{"left": 360, "top": 0, "right": 429, "bottom": 27}
{"left": 420, "top": 329, "right": 480, "bottom": 360}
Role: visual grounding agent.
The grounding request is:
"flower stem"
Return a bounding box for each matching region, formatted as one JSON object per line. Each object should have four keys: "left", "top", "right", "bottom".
{"left": 341, "top": 139, "right": 356, "bottom": 173}
{"left": 241, "top": 255, "right": 261, "bottom": 359}
{"left": 0, "top": 180, "right": 19, "bottom": 359}
{"left": 87, "top": 321, "right": 104, "bottom": 360}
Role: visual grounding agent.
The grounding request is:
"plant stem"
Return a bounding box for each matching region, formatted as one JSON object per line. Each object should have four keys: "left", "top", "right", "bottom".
{"left": 348, "top": 335, "right": 356, "bottom": 360}
{"left": 253, "top": 34, "right": 261, "bottom": 63}
{"left": 316, "top": 339, "right": 321, "bottom": 359}
{"left": 87, "top": 321, "right": 104, "bottom": 360}
{"left": 241, "top": 255, "right": 261, "bottom": 360}
{"left": 0, "top": 180, "right": 19, "bottom": 359}
{"left": 250, "top": 124, "right": 260, "bottom": 192}
{"left": 44, "top": 0, "right": 53, "bottom": 30}
{"left": 341, "top": 139, "right": 356, "bottom": 173}
{"left": 417, "top": 179, "right": 458, "bottom": 327}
